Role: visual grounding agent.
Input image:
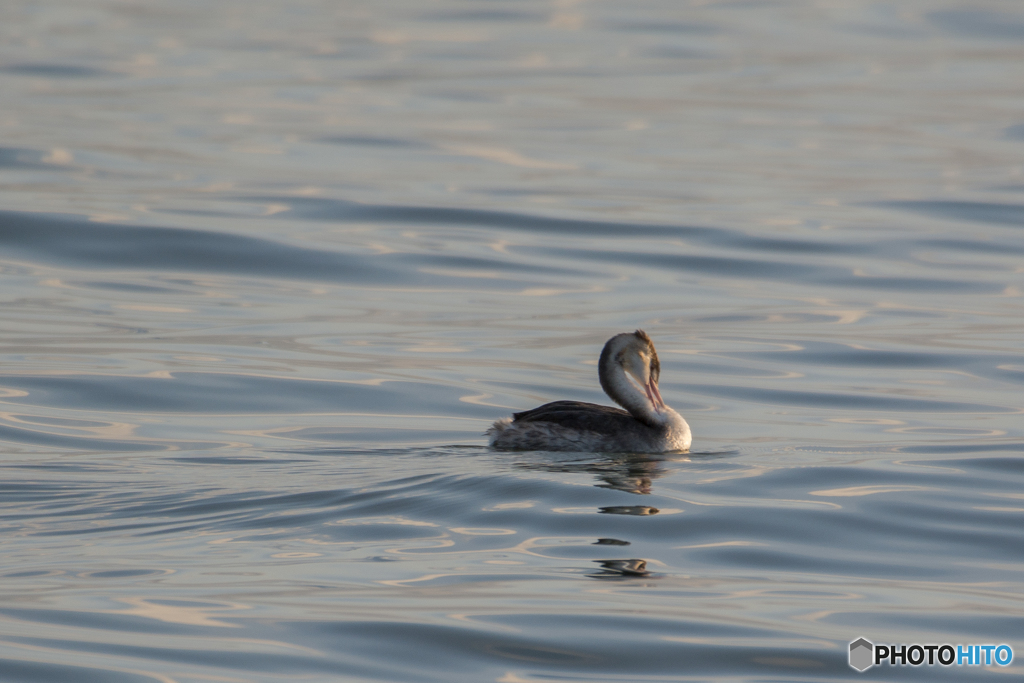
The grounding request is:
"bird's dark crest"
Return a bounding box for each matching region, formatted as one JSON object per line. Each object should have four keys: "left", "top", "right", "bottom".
{"left": 634, "top": 329, "right": 660, "bottom": 381}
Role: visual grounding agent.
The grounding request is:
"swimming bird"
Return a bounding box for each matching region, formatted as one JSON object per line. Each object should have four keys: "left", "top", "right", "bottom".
{"left": 487, "top": 330, "right": 691, "bottom": 452}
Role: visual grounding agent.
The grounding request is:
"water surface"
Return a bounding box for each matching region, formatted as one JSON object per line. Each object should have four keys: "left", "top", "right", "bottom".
{"left": 1, "top": 1, "right": 1023, "bottom": 681}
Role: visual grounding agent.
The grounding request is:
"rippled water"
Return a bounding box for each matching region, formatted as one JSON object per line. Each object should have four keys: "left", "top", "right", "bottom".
{"left": 2, "top": 1, "right": 1023, "bottom": 681}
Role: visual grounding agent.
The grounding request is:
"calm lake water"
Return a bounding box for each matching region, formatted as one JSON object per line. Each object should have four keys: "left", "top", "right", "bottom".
{"left": 2, "top": 1, "right": 1023, "bottom": 681}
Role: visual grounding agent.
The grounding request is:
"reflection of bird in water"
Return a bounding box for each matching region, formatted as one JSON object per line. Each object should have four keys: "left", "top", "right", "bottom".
{"left": 512, "top": 451, "right": 670, "bottom": 495}
{"left": 599, "top": 505, "right": 659, "bottom": 516}
{"left": 488, "top": 330, "right": 691, "bottom": 453}
{"left": 590, "top": 559, "right": 651, "bottom": 578}
{"left": 593, "top": 455, "right": 663, "bottom": 494}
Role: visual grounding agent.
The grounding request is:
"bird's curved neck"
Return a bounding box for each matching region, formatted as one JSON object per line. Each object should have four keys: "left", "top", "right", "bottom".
{"left": 599, "top": 355, "right": 666, "bottom": 427}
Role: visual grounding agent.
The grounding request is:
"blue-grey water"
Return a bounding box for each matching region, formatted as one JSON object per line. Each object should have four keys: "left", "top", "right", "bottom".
{"left": 2, "top": 1, "right": 1023, "bottom": 681}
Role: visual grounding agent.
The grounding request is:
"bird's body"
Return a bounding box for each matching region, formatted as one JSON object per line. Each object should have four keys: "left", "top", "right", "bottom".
{"left": 487, "top": 331, "right": 691, "bottom": 452}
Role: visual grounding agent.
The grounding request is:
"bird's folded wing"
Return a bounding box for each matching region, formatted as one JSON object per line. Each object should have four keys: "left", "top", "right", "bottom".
{"left": 512, "top": 400, "right": 635, "bottom": 436}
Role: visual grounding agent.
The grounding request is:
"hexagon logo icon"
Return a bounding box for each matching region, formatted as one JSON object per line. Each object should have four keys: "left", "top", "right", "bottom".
{"left": 849, "top": 638, "right": 874, "bottom": 671}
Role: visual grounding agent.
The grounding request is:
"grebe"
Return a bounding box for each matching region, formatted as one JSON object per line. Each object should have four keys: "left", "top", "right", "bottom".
{"left": 487, "top": 330, "right": 691, "bottom": 452}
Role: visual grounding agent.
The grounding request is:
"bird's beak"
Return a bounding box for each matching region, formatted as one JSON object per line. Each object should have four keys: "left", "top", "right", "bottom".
{"left": 644, "top": 377, "right": 665, "bottom": 412}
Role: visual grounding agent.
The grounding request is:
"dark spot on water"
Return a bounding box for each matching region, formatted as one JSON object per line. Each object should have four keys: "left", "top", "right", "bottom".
{"left": 593, "top": 538, "right": 631, "bottom": 546}
{"left": 598, "top": 506, "right": 659, "bottom": 516}
{"left": 82, "top": 569, "right": 165, "bottom": 579}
